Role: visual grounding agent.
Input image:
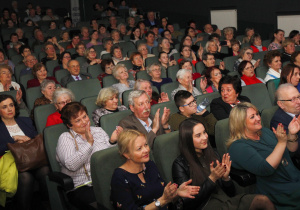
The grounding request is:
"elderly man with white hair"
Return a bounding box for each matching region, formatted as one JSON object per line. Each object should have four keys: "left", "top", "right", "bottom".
{"left": 271, "top": 83, "right": 300, "bottom": 160}
{"left": 119, "top": 90, "right": 171, "bottom": 148}
{"left": 171, "top": 69, "right": 207, "bottom": 100}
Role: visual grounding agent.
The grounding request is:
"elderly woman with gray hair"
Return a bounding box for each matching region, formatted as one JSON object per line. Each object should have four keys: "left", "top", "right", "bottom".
{"left": 111, "top": 64, "right": 135, "bottom": 102}
{"left": 147, "top": 63, "right": 172, "bottom": 93}
{"left": 31, "top": 79, "right": 56, "bottom": 118}
{"left": 92, "top": 87, "right": 127, "bottom": 126}
{"left": 46, "top": 87, "right": 75, "bottom": 127}
{"left": 233, "top": 46, "right": 260, "bottom": 71}
{"left": 171, "top": 69, "right": 207, "bottom": 100}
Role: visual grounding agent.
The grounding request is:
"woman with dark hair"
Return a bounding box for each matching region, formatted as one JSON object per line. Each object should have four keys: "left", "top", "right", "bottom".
{"left": 233, "top": 47, "right": 260, "bottom": 71}
{"left": 288, "top": 30, "right": 300, "bottom": 46}
{"left": 250, "top": 33, "right": 267, "bottom": 53}
{"left": 178, "top": 45, "right": 199, "bottom": 66}
{"left": 291, "top": 51, "right": 300, "bottom": 67}
{"left": 172, "top": 118, "right": 274, "bottom": 210}
{"left": 268, "top": 29, "right": 285, "bottom": 51}
{"left": 180, "top": 35, "right": 199, "bottom": 54}
{"left": 53, "top": 51, "right": 71, "bottom": 75}
{"left": 210, "top": 75, "right": 251, "bottom": 120}
{"left": 97, "top": 59, "right": 114, "bottom": 87}
{"left": 238, "top": 60, "right": 265, "bottom": 86}
{"left": 86, "top": 30, "right": 101, "bottom": 48}
{"left": 128, "top": 52, "right": 145, "bottom": 78}
{"left": 264, "top": 50, "right": 282, "bottom": 82}
{"left": 279, "top": 63, "right": 300, "bottom": 92}
{"left": 57, "top": 102, "right": 122, "bottom": 209}
{"left": 242, "top": 27, "right": 255, "bottom": 44}
{"left": 158, "top": 37, "right": 178, "bottom": 57}
{"left": 185, "top": 27, "right": 202, "bottom": 45}
{"left": 0, "top": 94, "right": 49, "bottom": 210}
{"left": 205, "top": 66, "right": 222, "bottom": 93}
{"left": 27, "top": 63, "right": 59, "bottom": 88}
{"left": 130, "top": 27, "right": 141, "bottom": 44}
{"left": 98, "top": 24, "right": 110, "bottom": 42}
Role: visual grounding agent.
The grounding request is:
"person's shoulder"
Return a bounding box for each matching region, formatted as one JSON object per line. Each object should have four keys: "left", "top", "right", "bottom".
{"left": 118, "top": 105, "right": 128, "bottom": 111}
{"left": 239, "top": 95, "right": 251, "bottom": 102}
{"left": 16, "top": 116, "right": 33, "bottom": 124}
{"left": 211, "top": 97, "right": 223, "bottom": 103}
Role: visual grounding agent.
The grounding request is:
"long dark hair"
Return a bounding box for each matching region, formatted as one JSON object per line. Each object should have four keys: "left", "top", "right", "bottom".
{"left": 179, "top": 118, "right": 217, "bottom": 185}
{"left": 280, "top": 63, "right": 299, "bottom": 85}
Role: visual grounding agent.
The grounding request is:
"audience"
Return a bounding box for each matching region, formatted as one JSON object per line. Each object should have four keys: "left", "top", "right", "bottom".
{"left": 291, "top": 51, "right": 300, "bottom": 67}
{"left": 145, "top": 31, "right": 158, "bottom": 53}
{"left": 268, "top": 29, "right": 285, "bottom": 51}
{"left": 264, "top": 50, "right": 282, "bottom": 82}
{"left": 111, "top": 44, "right": 128, "bottom": 65}
{"left": 97, "top": 58, "right": 114, "bottom": 86}
{"left": 250, "top": 33, "right": 267, "bottom": 53}
{"left": 27, "top": 63, "right": 59, "bottom": 88}
{"left": 238, "top": 60, "right": 265, "bottom": 86}
{"left": 20, "top": 54, "right": 38, "bottom": 77}
{"left": 279, "top": 63, "right": 300, "bottom": 91}
{"left": 204, "top": 66, "right": 222, "bottom": 93}
{"left": 281, "top": 39, "right": 296, "bottom": 63}
{"left": 233, "top": 47, "right": 260, "bottom": 71}
{"left": 148, "top": 63, "right": 172, "bottom": 92}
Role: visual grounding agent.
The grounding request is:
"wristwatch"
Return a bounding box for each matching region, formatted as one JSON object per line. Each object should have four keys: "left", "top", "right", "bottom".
{"left": 163, "top": 125, "right": 171, "bottom": 130}
{"left": 154, "top": 199, "right": 161, "bottom": 208}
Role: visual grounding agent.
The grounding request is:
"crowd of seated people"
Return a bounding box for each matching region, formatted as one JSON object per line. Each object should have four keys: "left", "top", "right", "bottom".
{"left": 1, "top": 1, "right": 300, "bottom": 209}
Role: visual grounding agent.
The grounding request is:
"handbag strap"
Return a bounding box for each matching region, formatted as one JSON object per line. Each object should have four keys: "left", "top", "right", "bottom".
{"left": 69, "top": 131, "right": 91, "bottom": 181}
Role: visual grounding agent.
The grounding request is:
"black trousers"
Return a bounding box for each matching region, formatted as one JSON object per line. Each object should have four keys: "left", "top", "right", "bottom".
{"left": 67, "top": 185, "right": 97, "bottom": 210}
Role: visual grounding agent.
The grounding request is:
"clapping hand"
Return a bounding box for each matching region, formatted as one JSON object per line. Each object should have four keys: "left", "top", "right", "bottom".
{"left": 177, "top": 179, "right": 200, "bottom": 199}
{"left": 288, "top": 116, "right": 300, "bottom": 135}
{"left": 221, "top": 153, "right": 232, "bottom": 181}
{"left": 272, "top": 123, "right": 288, "bottom": 144}
{"left": 208, "top": 160, "right": 226, "bottom": 183}
{"left": 85, "top": 121, "right": 94, "bottom": 145}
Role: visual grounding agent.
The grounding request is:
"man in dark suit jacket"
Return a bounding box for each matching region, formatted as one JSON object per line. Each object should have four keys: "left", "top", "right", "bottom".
{"left": 271, "top": 83, "right": 300, "bottom": 156}
{"left": 61, "top": 60, "right": 92, "bottom": 87}
{"left": 143, "top": 11, "right": 160, "bottom": 27}
{"left": 119, "top": 90, "right": 171, "bottom": 148}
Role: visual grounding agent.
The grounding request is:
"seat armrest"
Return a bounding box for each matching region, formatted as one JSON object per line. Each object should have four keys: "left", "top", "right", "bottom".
{"left": 230, "top": 167, "right": 256, "bottom": 187}
{"left": 48, "top": 172, "right": 74, "bottom": 191}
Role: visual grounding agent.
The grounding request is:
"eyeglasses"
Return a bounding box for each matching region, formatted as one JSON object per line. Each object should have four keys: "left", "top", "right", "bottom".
{"left": 246, "top": 52, "right": 253, "bottom": 56}
{"left": 181, "top": 99, "right": 196, "bottom": 107}
{"left": 57, "top": 99, "right": 72, "bottom": 106}
{"left": 279, "top": 96, "right": 300, "bottom": 103}
{"left": 244, "top": 66, "right": 254, "bottom": 71}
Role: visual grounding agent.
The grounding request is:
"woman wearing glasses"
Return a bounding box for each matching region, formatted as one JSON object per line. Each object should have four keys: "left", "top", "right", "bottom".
{"left": 238, "top": 61, "right": 265, "bottom": 86}
{"left": 233, "top": 47, "right": 260, "bottom": 72}
{"left": 45, "top": 87, "right": 75, "bottom": 127}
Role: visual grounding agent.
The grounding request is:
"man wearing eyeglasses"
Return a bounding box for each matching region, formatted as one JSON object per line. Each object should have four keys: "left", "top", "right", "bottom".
{"left": 271, "top": 83, "right": 300, "bottom": 163}
{"left": 169, "top": 90, "right": 217, "bottom": 135}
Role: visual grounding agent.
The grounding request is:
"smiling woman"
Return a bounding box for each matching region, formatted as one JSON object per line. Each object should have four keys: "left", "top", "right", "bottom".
{"left": 27, "top": 63, "right": 59, "bottom": 88}
{"left": 238, "top": 60, "right": 265, "bottom": 86}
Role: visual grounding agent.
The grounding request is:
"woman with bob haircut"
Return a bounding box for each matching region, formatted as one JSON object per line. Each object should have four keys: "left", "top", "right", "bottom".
{"left": 263, "top": 50, "right": 282, "bottom": 82}
{"left": 92, "top": 87, "right": 127, "bottom": 126}
{"left": 228, "top": 102, "right": 300, "bottom": 209}
{"left": 238, "top": 60, "right": 265, "bottom": 86}
{"left": 268, "top": 29, "right": 285, "bottom": 51}
{"left": 111, "top": 129, "right": 200, "bottom": 209}
{"left": 172, "top": 118, "right": 274, "bottom": 210}
{"left": 27, "top": 63, "right": 59, "bottom": 88}
{"left": 279, "top": 63, "right": 300, "bottom": 92}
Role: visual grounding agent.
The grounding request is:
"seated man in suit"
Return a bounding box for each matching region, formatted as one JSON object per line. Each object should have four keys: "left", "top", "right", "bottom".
{"left": 61, "top": 60, "right": 92, "bottom": 87}
{"left": 271, "top": 83, "right": 300, "bottom": 157}
{"left": 168, "top": 90, "right": 217, "bottom": 134}
{"left": 143, "top": 11, "right": 159, "bottom": 27}
{"left": 20, "top": 54, "right": 38, "bottom": 77}
{"left": 119, "top": 90, "right": 171, "bottom": 148}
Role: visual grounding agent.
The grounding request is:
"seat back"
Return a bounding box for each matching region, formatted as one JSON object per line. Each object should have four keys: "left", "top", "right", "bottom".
{"left": 150, "top": 101, "right": 178, "bottom": 118}
{"left": 167, "top": 65, "right": 179, "bottom": 82}
{"left": 26, "top": 86, "right": 42, "bottom": 111}
{"left": 46, "top": 60, "right": 59, "bottom": 76}
{"left": 256, "top": 66, "right": 268, "bottom": 80}
{"left": 136, "top": 70, "right": 151, "bottom": 80}
{"left": 44, "top": 123, "right": 69, "bottom": 172}
{"left": 14, "top": 63, "right": 27, "bottom": 83}
{"left": 80, "top": 96, "right": 98, "bottom": 126}
{"left": 100, "top": 109, "right": 132, "bottom": 137}
{"left": 0, "top": 90, "right": 17, "bottom": 99}
{"left": 20, "top": 73, "right": 34, "bottom": 89}
{"left": 195, "top": 61, "right": 206, "bottom": 74}
{"left": 119, "top": 60, "right": 133, "bottom": 71}
{"left": 90, "top": 146, "right": 125, "bottom": 210}
{"left": 242, "top": 83, "right": 272, "bottom": 112}
{"left": 161, "top": 81, "right": 179, "bottom": 100}
{"left": 55, "top": 69, "right": 69, "bottom": 84}
{"left": 223, "top": 56, "right": 238, "bottom": 72}
{"left": 145, "top": 56, "right": 159, "bottom": 67}
{"left": 122, "top": 89, "right": 132, "bottom": 108}
{"left": 119, "top": 41, "right": 136, "bottom": 56}
{"left": 153, "top": 131, "right": 180, "bottom": 182}
{"left": 196, "top": 91, "right": 220, "bottom": 112}
{"left": 103, "top": 75, "right": 118, "bottom": 87}
{"left": 266, "top": 78, "right": 280, "bottom": 105}
{"left": 87, "top": 65, "right": 104, "bottom": 79}
{"left": 262, "top": 39, "right": 271, "bottom": 48}
{"left": 66, "top": 78, "right": 101, "bottom": 101}
{"left": 34, "top": 104, "right": 57, "bottom": 134}
{"left": 261, "top": 105, "right": 278, "bottom": 128}
{"left": 215, "top": 118, "right": 230, "bottom": 157}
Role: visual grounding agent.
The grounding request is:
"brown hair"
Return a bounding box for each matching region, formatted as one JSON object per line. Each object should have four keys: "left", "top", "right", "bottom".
{"left": 32, "top": 63, "right": 46, "bottom": 78}
{"left": 60, "top": 102, "right": 87, "bottom": 127}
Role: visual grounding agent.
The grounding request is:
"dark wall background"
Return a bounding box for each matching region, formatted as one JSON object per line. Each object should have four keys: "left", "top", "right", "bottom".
{"left": 2, "top": 0, "right": 299, "bottom": 39}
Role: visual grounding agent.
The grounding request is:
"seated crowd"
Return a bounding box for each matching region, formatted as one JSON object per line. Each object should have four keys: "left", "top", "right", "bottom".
{"left": 1, "top": 1, "right": 300, "bottom": 209}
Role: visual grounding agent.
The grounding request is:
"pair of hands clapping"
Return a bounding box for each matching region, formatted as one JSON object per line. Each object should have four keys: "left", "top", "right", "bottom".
{"left": 272, "top": 116, "right": 300, "bottom": 143}
{"left": 208, "top": 153, "right": 232, "bottom": 183}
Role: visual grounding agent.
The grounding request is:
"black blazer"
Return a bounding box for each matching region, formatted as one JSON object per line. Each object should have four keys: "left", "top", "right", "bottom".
{"left": 0, "top": 117, "right": 37, "bottom": 156}
{"left": 60, "top": 73, "right": 92, "bottom": 87}
{"left": 210, "top": 96, "right": 251, "bottom": 120}
{"left": 172, "top": 154, "right": 235, "bottom": 210}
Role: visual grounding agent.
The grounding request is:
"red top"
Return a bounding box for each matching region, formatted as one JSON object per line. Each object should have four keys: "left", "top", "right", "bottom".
{"left": 46, "top": 111, "right": 63, "bottom": 127}
{"left": 251, "top": 45, "right": 267, "bottom": 53}
{"left": 177, "top": 58, "right": 198, "bottom": 66}
{"left": 27, "top": 77, "right": 59, "bottom": 89}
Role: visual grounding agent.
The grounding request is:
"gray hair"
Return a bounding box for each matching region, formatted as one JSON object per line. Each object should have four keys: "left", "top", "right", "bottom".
{"left": 137, "top": 43, "right": 147, "bottom": 51}
{"left": 128, "top": 90, "right": 149, "bottom": 106}
{"left": 238, "top": 46, "right": 253, "bottom": 59}
{"left": 176, "top": 69, "right": 192, "bottom": 80}
{"left": 52, "top": 87, "right": 75, "bottom": 104}
{"left": 40, "top": 79, "right": 55, "bottom": 92}
{"left": 223, "top": 27, "right": 234, "bottom": 35}
{"left": 24, "top": 54, "right": 37, "bottom": 62}
{"left": 117, "top": 23, "right": 126, "bottom": 31}
{"left": 95, "top": 87, "right": 119, "bottom": 107}
{"left": 275, "top": 83, "right": 295, "bottom": 101}
{"left": 112, "top": 64, "right": 128, "bottom": 78}
{"left": 146, "top": 63, "right": 161, "bottom": 74}
{"left": 134, "top": 79, "right": 151, "bottom": 90}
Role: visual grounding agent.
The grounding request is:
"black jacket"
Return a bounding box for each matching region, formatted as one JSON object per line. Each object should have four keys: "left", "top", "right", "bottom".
{"left": 172, "top": 154, "right": 235, "bottom": 210}
{"left": 210, "top": 96, "right": 251, "bottom": 121}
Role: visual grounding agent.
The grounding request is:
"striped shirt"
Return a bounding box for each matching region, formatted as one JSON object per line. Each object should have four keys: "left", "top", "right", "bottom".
{"left": 56, "top": 127, "right": 115, "bottom": 189}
